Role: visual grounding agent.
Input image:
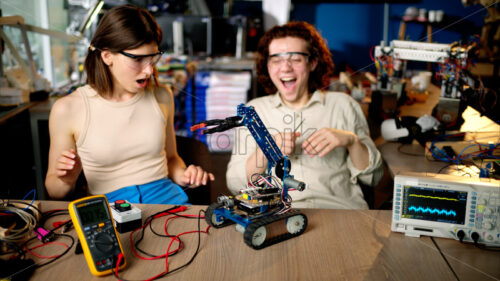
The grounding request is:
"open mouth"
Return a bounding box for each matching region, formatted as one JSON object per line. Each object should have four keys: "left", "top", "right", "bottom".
{"left": 136, "top": 78, "right": 148, "bottom": 87}
{"left": 281, "top": 77, "right": 296, "bottom": 89}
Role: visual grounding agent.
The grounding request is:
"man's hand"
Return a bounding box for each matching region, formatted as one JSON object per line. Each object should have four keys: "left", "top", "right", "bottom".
{"left": 302, "top": 128, "right": 357, "bottom": 157}
{"left": 273, "top": 131, "right": 301, "bottom": 156}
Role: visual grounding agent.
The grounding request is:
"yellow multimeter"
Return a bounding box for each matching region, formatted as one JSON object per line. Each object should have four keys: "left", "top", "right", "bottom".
{"left": 68, "top": 195, "right": 126, "bottom": 276}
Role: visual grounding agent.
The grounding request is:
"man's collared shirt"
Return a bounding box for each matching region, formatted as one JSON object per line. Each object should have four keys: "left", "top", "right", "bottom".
{"left": 226, "top": 91, "right": 383, "bottom": 209}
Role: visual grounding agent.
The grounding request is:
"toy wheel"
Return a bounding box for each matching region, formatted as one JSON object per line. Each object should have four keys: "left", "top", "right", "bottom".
{"left": 250, "top": 226, "right": 267, "bottom": 247}
{"left": 205, "top": 203, "right": 226, "bottom": 228}
{"left": 286, "top": 214, "right": 306, "bottom": 234}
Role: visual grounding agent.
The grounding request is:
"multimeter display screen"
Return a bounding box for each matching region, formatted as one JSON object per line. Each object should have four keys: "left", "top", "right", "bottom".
{"left": 78, "top": 202, "right": 109, "bottom": 226}
{"left": 401, "top": 186, "right": 468, "bottom": 224}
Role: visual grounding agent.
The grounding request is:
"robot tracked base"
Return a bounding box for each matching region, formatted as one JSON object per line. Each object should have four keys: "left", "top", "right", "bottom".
{"left": 205, "top": 203, "right": 308, "bottom": 250}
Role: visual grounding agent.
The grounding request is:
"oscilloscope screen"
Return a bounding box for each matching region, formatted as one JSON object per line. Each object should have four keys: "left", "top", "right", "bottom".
{"left": 401, "top": 186, "right": 468, "bottom": 224}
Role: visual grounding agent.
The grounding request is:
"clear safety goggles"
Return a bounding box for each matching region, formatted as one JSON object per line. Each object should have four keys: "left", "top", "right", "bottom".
{"left": 268, "top": 52, "right": 310, "bottom": 67}
{"left": 119, "top": 50, "right": 163, "bottom": 70}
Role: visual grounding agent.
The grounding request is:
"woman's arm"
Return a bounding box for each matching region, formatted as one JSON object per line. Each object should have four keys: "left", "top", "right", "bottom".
{"left": 45, "top": 96, "right": 83, "bottom": 199}
{"left": 160, "top": 86, "right": 214, "bottom": 186}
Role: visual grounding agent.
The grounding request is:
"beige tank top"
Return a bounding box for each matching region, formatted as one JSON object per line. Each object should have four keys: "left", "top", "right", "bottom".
{"left": 75, "top": 85, "right": 168, "bottom": 194}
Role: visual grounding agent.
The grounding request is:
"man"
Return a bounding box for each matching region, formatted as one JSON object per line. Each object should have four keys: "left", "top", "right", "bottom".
{"left": 226, "top": 22, "right": 383, "bottom": 209}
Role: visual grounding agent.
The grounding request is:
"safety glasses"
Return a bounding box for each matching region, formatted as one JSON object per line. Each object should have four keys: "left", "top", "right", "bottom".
{"left": 268, "top": 52, "right": 310, "bottom": 68}
{"left": 119, "top": 50, "right": 163, "bottom": 70}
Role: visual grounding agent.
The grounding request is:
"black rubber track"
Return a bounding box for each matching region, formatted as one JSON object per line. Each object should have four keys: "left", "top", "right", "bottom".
{"left": 243, "top": 210, "right": 308, "bottom": 250}
{"left": 205, "top": 203, "right": 235, "bottom": 228}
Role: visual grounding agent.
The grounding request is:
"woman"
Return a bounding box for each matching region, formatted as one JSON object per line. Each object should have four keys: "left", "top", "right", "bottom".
{"left": 226, "top": 22, "right": 383, "bottom": 209}
{"left": 45, "top": 5, "right": 213, "bottom": 204}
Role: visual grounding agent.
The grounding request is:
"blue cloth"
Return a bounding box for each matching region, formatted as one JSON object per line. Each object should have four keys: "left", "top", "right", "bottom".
{"left": 105, "top": 178, "right": 189, "bottom": 204}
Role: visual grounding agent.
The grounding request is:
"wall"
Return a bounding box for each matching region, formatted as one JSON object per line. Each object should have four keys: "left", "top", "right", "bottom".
{"left": 291, "top": 0, "right": 487, "bottom": 72}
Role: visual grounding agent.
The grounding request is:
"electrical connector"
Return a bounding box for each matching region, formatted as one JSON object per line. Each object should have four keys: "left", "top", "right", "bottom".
{"left": 34, "top": 227, "right": 53, "bottom": 242}
{"left": 62, "top": 221, "right": 73, "bottom": 233}
{"left": 456, "top": 230, "right": 465, "bottom": 243}
{"left": 169, "top": 206, "right": 188, "bottom": 213}
{"left": 152, "top": 205, "right": 187, "bottom": 219}
{"left": 471, "top": 232, "right": 480, "bottom": 245}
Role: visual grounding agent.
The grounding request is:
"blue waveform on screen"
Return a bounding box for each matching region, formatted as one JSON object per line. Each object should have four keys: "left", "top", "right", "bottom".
{"left": 408, "top": 206, "right": 457, "bottom": 216}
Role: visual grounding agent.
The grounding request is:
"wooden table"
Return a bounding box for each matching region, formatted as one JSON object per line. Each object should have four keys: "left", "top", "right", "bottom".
{"left": 6, "top": 201, "right": 498, "bottom": 281}
{"left": 432, "top": 237, "right": 500, "bottom": 281}
{"left": 378, "top": 141, "right": 452, "bottom": 177}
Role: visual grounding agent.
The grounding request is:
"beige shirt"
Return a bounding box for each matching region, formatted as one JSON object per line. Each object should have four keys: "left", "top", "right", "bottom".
{"left": 226, "top": 91, "right": 383, "bottom": 209}
{"left": 76, "top": 85, "right": 169, "bottom": 194}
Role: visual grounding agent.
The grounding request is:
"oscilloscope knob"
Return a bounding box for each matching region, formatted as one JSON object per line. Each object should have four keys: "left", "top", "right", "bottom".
{"left": 485, "top": 233, "right": 495, "bottom": 241}
{"left": 484, "top": 208, "right": 494, "bottom": 216}
{"left": 482, "top": 221, "right": 494, "bottom": 230}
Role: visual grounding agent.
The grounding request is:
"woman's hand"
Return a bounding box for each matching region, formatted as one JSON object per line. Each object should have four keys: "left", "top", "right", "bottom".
{"left": 302, "top": 128, "right": 357, "bottom": 157}
{"left": 55, "top": 148, "right": 82, "bottom": 184}
{"left": 182, "top": 165, "right": 215, "bottom": 188}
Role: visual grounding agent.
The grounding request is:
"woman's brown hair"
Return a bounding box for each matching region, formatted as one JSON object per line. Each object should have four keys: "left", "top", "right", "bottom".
{"left": 84, "top": 4, "right": 162, "bottom": 96}
{"left": 256, "top": 21, "right": 334, "bottom": 95}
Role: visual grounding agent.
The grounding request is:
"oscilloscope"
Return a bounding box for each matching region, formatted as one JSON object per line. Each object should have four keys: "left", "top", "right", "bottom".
{"left": 392, "top": 172, "right": 500, "bottom": 246}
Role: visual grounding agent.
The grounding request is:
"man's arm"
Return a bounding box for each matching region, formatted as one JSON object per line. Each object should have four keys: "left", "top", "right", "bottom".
{"left": 303, "top": 128, "right": 369, "bottom": 170}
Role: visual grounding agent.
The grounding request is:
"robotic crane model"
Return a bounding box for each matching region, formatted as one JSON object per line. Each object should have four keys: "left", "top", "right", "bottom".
{"left": 374, "top": 40, "right": 473, "bottom": 128}
{"left": 190, "top": 104, "right": 308, "bottom": 250}
{"left": 375, "top": 40, "right": 470, "bottom": 98}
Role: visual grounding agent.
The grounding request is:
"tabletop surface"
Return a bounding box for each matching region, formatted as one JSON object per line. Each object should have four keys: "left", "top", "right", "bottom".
{"left": 6, "top": 82, "right": 500, "bottom": 281}
{"left": 4, "top": 201, "right": 497, "bottom": 281}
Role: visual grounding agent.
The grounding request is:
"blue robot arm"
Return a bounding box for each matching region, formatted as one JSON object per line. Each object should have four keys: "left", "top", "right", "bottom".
{"left": 191, "top": 104, "right": 304, "bottom": 191}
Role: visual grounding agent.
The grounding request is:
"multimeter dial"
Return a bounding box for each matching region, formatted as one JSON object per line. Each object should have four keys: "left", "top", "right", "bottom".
{"left": 94, "top": 231, "right": 116, "bottom": 253}
{"left": 83, "top": 222, "right": 122, "bottom": 265}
